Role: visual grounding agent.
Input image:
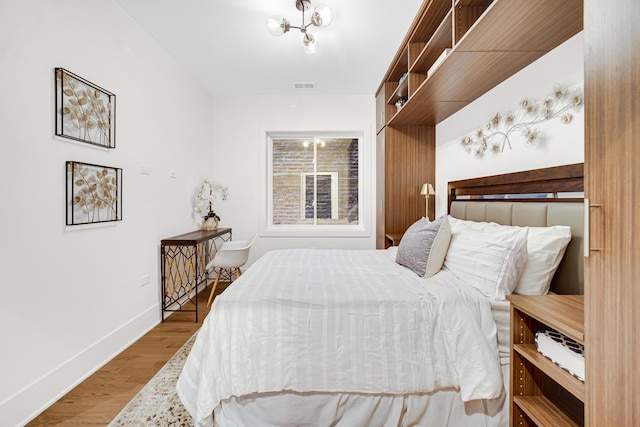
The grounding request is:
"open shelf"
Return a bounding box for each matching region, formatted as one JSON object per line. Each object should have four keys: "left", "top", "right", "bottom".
{"left": 454, "top": 0, "right": 582, "bottom": 52}
{"left": 387, "top": 76, "right": 409, "bottom": 105}
{"left": 514, "top": 396, "right": 579, "bottom": 427}
{"left": 381, "top": 0, "right": 583, "bottom": 127}
{"left": 453, "top": 0, "right": 493, "bottom": 44}
{"left": 508, "top": 295, "right": 584, "bottom": 426}
{"left": 514, "top": 344, "right": 585, "bottom": 402}
{"left": 509, "top": 295, "right": 584, "bottom": 344}
{"left": 384, "top": 45, "right": 408, "bottom": 107}
{"left": 410, "top": 9, "right": 452, "bottom": 75}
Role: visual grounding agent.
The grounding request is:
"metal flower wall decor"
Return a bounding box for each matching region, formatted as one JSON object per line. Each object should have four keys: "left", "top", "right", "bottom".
{"left": 55, "top": 68, "right": 116, "bottom": 148}
{"left": 461, "top": 84, "right": 583, "bottom": 157}
{"left": 66, "top": 161, "right": 122, "bottom": 225}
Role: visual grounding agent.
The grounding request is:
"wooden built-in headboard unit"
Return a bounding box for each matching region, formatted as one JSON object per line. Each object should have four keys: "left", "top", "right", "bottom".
{"left": 447, "top": 163, "right": 584, "bottom": 295}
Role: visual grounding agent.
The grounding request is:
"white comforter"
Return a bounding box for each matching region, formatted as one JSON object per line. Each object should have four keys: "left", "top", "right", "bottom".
{"left": 177, "top": 248, "right": 503, "bottom": 427}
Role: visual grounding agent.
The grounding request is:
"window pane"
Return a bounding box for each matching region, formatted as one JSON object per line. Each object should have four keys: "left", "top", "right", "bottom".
{"left": 315, "top": 138, "right": 358, "bottom": 225}
{"left": 272, "top": 138, "right": 314, "bottom": 225}
{"left": 270, "top": 135, "right": 359, "bottom": 228}
{"left": 314, "top": 174, "right": 332, "bottom": 219}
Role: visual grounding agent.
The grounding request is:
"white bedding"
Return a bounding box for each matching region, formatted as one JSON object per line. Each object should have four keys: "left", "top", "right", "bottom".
{"left": 213, "top": 366, "right": 509, "bottom": 427}
{"left": 490, "top": 299, "right": 511, "bottom": 366}
{"left": 177, "top": 248, "right": 504, "bottom": 427}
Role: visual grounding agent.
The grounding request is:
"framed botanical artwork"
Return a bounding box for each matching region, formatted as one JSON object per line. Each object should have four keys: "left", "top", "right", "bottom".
{"left": 66, "top": 161, "right": 123, "bottom": 225}
{"left": 55, "top": 68, "right": 116, "bottom": 148}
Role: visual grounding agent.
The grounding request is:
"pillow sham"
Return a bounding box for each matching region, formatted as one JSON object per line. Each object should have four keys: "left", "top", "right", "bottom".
{"left": 515, "top": 225, "right": 572, "bottom": 295}
{"left": 444, "top": 217, "right": 529, "bottom": 300}
{"left": 395, "top": 215, "right": 452, "bottom": 277}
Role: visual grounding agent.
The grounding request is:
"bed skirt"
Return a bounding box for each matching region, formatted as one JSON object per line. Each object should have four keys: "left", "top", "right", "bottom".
{"left": 213, "top": 365, "right": 509, "bottom": 427}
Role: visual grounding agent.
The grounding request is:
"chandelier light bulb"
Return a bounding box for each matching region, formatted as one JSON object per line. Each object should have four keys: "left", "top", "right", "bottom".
{"left": 303, "top": 33, "right": 318, "bottom": 54}
{"left": 266, "top": 16, "right": 288, "bottom": 36}
{"left": 311, "top": 4, "right": 333, "bottom": 27}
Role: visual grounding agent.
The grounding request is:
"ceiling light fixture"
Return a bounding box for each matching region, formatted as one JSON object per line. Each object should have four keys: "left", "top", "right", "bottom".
{"left": 266, "top": 0, "right": 334, "bottom": 54}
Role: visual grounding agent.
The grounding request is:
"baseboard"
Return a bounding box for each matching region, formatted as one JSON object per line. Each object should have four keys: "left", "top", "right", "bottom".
{"left": 1, "top": 303, "right": 160, "bottom": 427}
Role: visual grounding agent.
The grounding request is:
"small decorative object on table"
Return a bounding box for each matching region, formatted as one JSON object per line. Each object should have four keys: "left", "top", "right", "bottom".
{"left": 202, "top": 216, "right": 219, "bottom": 231}
{"left": 194, "top": 178, "right": 228, "bottom": 231}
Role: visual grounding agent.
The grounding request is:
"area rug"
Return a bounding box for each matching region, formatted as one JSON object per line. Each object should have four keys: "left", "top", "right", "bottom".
{"left": 108, "top": 331, "right": 198, "bottom": 426}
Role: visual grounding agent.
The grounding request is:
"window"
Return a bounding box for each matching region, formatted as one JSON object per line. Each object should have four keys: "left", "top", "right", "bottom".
{"left": 302, "top": 172, "right": 338, "bottom": 219}
{"left": 265, "top": 133, "right": 363, "bottom": 236}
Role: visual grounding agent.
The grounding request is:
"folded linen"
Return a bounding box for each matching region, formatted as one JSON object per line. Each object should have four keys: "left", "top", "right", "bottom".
{"left": 535, "top": 329, "right": 584, "bottom": 381}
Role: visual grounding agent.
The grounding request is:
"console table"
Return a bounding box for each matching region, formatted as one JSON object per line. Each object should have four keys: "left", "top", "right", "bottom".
{"left": 160, "top": 228, "right": 231, "bottom": 321}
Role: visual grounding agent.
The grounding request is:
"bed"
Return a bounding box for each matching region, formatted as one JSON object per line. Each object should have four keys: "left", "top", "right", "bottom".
{"left": 176, "top": 163, "right": 584, "bottom": 427}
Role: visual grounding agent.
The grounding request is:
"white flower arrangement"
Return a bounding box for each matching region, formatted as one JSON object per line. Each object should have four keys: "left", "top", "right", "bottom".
{"left": 194, "top": 178, "right": 229, "bottom": 221}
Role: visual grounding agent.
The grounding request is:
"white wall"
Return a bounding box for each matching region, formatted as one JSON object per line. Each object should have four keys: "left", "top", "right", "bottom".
{"left": 435, "top": 32, "right": 585, "bottom": 217}
{"left": 209, "top": 95, "right": 377, "bottom": 262}
{"left": 0, "top": 1, "right": 214, "bottom": 425}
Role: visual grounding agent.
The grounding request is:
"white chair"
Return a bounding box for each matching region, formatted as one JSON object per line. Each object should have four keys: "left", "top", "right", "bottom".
{"left": 205, "top": 235, "right": 256, "bottom": 307}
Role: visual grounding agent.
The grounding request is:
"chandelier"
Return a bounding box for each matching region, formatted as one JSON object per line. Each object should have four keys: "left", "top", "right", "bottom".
{"left": 266, "top": 0, "right": 334, "bottom": 54}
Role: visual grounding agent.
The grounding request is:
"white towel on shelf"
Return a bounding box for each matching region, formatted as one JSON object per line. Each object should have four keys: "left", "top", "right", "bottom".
{"left": 535, "top": 329, "right": 584, "bottom": 381}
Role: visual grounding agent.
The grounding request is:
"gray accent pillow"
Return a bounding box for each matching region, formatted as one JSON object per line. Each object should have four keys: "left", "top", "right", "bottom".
{"left": 395, "top": 216, "right": 452, "bottom": 277}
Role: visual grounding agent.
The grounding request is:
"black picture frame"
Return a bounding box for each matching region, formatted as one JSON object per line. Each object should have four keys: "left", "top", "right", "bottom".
{"left": 66, "top": 161, "right": 123, "bottom": 225}
{"left": 55, "top": 68, "right": 116, "bottom": 148}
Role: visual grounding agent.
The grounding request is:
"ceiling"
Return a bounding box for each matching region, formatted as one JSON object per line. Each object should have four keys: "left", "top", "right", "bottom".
{"left": 115, "top": 0, "right": 423, "bottom": 96}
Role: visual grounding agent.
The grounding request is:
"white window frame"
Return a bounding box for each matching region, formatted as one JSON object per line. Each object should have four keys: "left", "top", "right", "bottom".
{"left": 261, "top": 131, "right": 368, "bottom": 237}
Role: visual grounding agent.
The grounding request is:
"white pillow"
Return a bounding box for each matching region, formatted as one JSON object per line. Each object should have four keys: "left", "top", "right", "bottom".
{"left": 444, "top": 217, "right": 529, "bottom": 300}
{"left": 515, "top": 225, "right": 572, "bottom": 295}
{"left": 395, "top": 216, "right": 452, "bottom": 277}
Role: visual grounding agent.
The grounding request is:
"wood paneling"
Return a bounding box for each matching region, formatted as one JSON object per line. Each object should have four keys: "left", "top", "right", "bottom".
{"left": 375, "top": 86, "right": 386, "bottom": 134}
{"left": 411, "top": 51, "right": 545, "bottom": 102}
{"left": 454, "top": 0, "right": 582, "bottom": 52}
{"left": 447, "top": 163, "right": 584, "bottom": 205}
{"left": 584, "top": 0, "right": 640, "bottom": 425}
{"left": 384, "top": 125, "right": 435, "bottom": 235}
{"left": 375, "top": 130, "right": 386, "bottom": 249}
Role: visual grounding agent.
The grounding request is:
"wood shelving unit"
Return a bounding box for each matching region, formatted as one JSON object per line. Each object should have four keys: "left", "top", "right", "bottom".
{"left": 378, "top": 0, "right": 583, "bottom": 127}
{"left": 507, "top": 295, "right": 585, "bottom": 426}
{"left": 374, "top": 0, "right": 583, "bottom": 248}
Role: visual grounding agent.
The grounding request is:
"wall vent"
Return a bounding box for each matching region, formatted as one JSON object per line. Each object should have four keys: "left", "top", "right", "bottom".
{"left": 292, "top": 82, "right": 316, "bottom": 90}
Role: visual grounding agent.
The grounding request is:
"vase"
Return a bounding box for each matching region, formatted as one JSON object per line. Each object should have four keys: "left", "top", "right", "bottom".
{"left": 202, "top": 217, "right": 219, "bottom": 231}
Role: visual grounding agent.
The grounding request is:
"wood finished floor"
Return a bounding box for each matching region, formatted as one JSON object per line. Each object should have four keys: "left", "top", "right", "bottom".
{"left": 27, "top": 282, "right": 229, "bottom": 427}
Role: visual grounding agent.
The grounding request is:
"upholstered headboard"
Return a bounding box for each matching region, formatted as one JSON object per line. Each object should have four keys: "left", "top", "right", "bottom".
{"left": 447, "top": 163, "right": 584, "bottom": 295}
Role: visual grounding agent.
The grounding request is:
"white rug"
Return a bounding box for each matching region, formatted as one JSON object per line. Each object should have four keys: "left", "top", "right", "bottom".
{"left": 108, "top": 331, "right": 198, "bottom": 426}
